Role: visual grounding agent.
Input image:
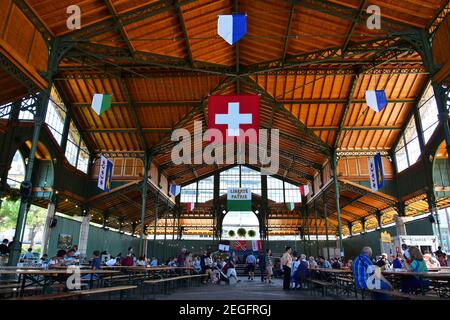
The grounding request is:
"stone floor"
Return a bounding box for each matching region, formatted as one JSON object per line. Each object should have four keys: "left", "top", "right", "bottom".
{"left": 154, "top": 277, "right": 338, "bottom": 300}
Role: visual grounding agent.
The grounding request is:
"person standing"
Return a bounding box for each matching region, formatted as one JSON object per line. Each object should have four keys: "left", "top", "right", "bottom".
{"left": 281, "top": 247, "right": 293, "bottom": 290}
{"left": 245, "top": 252, "right": 257, "bottom": 280}
{"left": 265, "top": 249, "right": 274, "bottom": 284}
{"left": 226, "top": 251, "right": 241, "bottom": 283}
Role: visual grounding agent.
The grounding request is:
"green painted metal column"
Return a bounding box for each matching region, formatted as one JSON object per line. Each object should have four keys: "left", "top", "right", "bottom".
{"left": 314, "top": 199, "right": 319, "bottom": 257}
{"left": 8, "top": 38, "right": 62, "bottom": 266}
{"left": 139, "top": 152, "right": 151, "bottom": 257}
{"left": 332, "top": 152, "right": 344, "bottom": 259}
{"left": 152, "top": 190, "right": 160, "bottom": 257}
{"left": 323, "top": 191, "right": 330, "bottom": 260}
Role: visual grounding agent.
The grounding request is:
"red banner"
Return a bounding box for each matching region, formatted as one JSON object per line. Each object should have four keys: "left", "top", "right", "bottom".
{"left": 233, "top": 240, "right": 248, "bottom": 251}
{"left": 208, "top": 94, "right": 260, "bottom": 144}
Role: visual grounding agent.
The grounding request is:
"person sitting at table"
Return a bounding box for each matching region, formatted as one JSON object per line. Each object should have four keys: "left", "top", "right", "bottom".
{"left": 23, "top": 247, "right": 34, "bottom": 260}
{"left": 150, "top": 257, "right": 158, "bottom": 267}
{"left": 376, "top": 254, "right": 390, "bottom": 271}
{"left": 193, "top": 256, "right": 201, "bottom": 273}
{"left": 343, "top": 259, "right": 353, "bottom": 269}
{"left": 121, "top": 254, "right": 134, "bottom": 266}
{"left": 308, "top": 256, "right": 318, "bottom": 269}
{"left": 392, "top": 253, "right": 404, "bottom": 269}
{"left": 332, "top": 257, "right": 341, "bottom": 269}
{"left": 136, "top": 256, "right": 147, "bottom": 266}
{"left": 72, "top": 245, "right": 80, "bottom": 258}
{"left": 48, "top": 250, "right": 67, "bottom": 269}
{"left": 39, "top": 253, "right": 49, "bottom": 264}
{"left": 352, "top": 247, "right": 393, "bottom": 299}
{"left": 317, "top": 256, "right": 332, "bottom": 269}
{"left": 401, "top": 246, "right": 429, "bottom": 294}
{"left": 437, "top": 254, "right": 447, "bottom": 267}
{"left": 64, "top": 249, "right": 79, "bottom": 265}
{"left": 424, "top": 253, "right": 440, "bottom": 268}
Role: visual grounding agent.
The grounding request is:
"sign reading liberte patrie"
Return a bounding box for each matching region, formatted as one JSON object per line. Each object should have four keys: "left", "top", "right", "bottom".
{"left": 227, "top": 187, "right": 252, "bottom": 211}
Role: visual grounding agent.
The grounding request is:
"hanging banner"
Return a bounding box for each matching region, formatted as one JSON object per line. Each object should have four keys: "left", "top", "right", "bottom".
{"left": 233, "top": 240, "right": 248, "bottom": 251}
{"left": 252, "top": 240, "right": 263, "bottom": 252}
{"left": 299, "top": 185, "right": 310, "bottom": 197}
{"left": 91, "top": 94, "right": 113, "bottom": 116}
{"left": 217, "top": 14, "right": 247, "bottom": 45}
{"left": 365, "top": 90, "right": 387, "bottom": 113}
{"left": 369, "top": 152, "right": 384, "bottom": 192}
{"left": 227, "top": 187, "right": 252, "bottom": 211}
{"left": 97, "top": 156, "right": 113, "bottom": 192}
{"left": 169, "top": 185, "right": 181, "bottom": 197}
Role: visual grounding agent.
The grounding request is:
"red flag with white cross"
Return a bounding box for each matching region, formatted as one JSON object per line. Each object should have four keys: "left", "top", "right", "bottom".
{"left": 207, "top": 94, "right": 260, "bottom": 144}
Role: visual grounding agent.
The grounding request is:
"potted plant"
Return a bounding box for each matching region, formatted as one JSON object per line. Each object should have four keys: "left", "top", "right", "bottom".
{"left": 237, "top": 227, "right": 247, "bottom": 238}
{"left": 248, "top": 230, "right": 256, "bottom": 238}
{"left": 228, "top": 230, "right": 235, "bottom": 238}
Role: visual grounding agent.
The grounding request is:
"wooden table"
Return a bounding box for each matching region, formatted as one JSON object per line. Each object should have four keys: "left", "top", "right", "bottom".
{"left": 382, "top": 270, "right": 450, "bottom": 298}
{"left": 0, "top": 269, "right": 120, "bottom": 297}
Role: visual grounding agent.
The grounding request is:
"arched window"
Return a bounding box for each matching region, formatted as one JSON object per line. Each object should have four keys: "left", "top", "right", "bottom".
{"left": 7, "top": 150, "right": 26, "bottom": 189}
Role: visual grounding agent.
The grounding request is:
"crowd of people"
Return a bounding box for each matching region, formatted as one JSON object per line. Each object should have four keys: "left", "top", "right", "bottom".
{"left": 2, "top": 236, "right": 450, "bottom": 296}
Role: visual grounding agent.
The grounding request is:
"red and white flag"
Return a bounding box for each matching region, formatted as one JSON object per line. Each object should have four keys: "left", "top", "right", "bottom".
{"left": 186, "top": 202, "right": 196, "bottom": 212}
{"left": 299, "top": 185, "right": 310, "bottom": 197}
{"left": 208, "top": 94, "right": 260, "bottom": 144}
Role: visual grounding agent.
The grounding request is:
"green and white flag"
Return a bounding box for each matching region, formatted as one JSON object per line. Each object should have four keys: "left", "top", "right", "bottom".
{"left": 287, "top": 202, "right": 295, "bottom": 211}
{"left": 227, "top": 187, "right": 251, "bottom": 211}
{"left": 91, "top": 94, "right": 113, "bottom": 116}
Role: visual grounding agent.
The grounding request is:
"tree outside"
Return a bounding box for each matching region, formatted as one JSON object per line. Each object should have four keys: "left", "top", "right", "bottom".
{"left": 0, "top": 198, "right": 47, "bottom": 254}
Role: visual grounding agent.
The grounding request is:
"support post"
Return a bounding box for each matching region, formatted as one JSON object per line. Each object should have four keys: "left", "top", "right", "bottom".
{"left": 78, "top": 211, "right": 91, "bottom": 261}
{"left": 427, "top": 191, "right": 443, "bottom": 245}
{"left": 140, "top": 152, "right": 151, "bottom": 257}
{"left": 8, "top": 38, "right": 62, "bottom": 266}
{"left": 314, "top": 199, "right": 319, "bottom": 257}
{"left": 152, "top": 191, "right": 160, "bottom": 257}
{"left": 323, "top": 191, "right": 330, "bottom": 260}
{"left": 395, "top": 202, "right": 407, "bottom": 236}
{"left": 41, "top": 197, "right": 57, "bottom": 254}
{"left": 332, "top": 151, "right": 344, "bottom": 258}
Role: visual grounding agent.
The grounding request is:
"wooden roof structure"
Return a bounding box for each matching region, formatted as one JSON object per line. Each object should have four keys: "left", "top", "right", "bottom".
{"left": 1, "top": 0, "right": 449, "bottom": 236}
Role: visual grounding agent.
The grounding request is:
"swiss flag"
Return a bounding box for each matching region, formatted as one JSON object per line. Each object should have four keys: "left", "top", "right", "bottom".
{"left": 207, "top": 94, "right": 260, "bottom": 143}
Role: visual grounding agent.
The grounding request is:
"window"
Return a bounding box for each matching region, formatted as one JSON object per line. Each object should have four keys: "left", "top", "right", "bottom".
{"left": 285, "top": 181, "right": 302, "bottom": 203}
{"left": 19, "top": 98, "right": 36, "bottom": 120}
{"left": 7, "top": 150, "right": 25, "bottom": 189}
{"left": 197, "top": 176, "right": 214, "bottom": 203}
{"left": 220, "top": 166, "right": 240, "bottom": 196}
{"left": 45, "top": 87, "right": 66, "bottom": 145}
{"left": 0, "top": 102, "right": 11, "bottom": 119}
{"left": 240, "top": 166, "right": 261, "bottom": 195}
{"left": 395, "top": 117, "right": 420, "bottom": 172}
{"left": 418, "top": 85, "right": 440, "bottom": 143}
{"left": 267, "top": 175, "right": 284, "bottom": 202}
{"left": 64, "top": 120, "right": 90, "bottom": 173}
{"left": 181, "top": 182, "right": 197, "bottom": 203}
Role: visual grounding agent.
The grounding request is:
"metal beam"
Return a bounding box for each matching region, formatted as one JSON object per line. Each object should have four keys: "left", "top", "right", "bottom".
{"left": 334, "top": 74, "right": 359, "bottom": 149}
{"left": 119, "top": 78, "right": 147, "bottom": 150}
{"left": 282, "top": 2, "right": 296, "bottom": 64}
{"left": 103, "top": 0, "right": 135, "bottom": 54}
{"left": 309, "top": 126, "right": 402, "bottom": 131}
{"left": 241, "top": 76, "right": 332, "bottom": 155}
{"left": 290, "top": 0, "right": 419, "bottom": 34}
{"left": 243, "top": 37, "right": 416, "bottom": 76}
{"left": 13, "top": 0, "right": 53, "bottom": 44}
{"left": 342, "top": 0, "right": 368, "bottom": 52}
{"left": 427, "top": 1, "right": 450, "bottom": 36}
{"left": 62, "top": 0, "right": 196, "bottom": 41}
{"left": 82, "top": 128, "right": 171, "bottom": 134}
{"left": 280, "top": 98, "right": 416, "bottom": 105}
{"left": 175, "top": 1, "right": 193, "bottom": 65}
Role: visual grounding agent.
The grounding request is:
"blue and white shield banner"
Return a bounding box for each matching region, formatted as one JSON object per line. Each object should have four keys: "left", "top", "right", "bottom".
{"left": 365, "top": 90, "right": 387, "bottom": 112}
{"left": 97, "top": 156, "right": 113, "bottom": 192}
{"left": 169, "top": 184, "right": 181, "bottom": 197}
{"left": 369, "top": 152, "right": 384, "bottom": 192}
{"left": 217, "top": 14, "right": 247, "bottom": 45}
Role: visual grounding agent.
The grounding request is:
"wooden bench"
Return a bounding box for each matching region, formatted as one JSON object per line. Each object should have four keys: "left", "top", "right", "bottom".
{"left": 368, "top": 289, "right": 440, "bottom": 300}
{"left": 308, "top": 279, "right": 335, "bottom": 297}
{"left": 142, "top": 274, "right": 204, "bottom": 299}
{"left": 10, "top": 285, "right": 137, "bottom": 300}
